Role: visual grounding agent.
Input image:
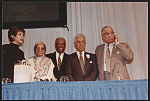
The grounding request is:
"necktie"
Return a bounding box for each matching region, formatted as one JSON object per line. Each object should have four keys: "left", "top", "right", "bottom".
{"left": 79, "top": 52, "right": 85, "bottom": 75}
{"left": 105, "top": 44, "right": 110, "bottom": 72}
{"left": 58, "top": 54, "right": 62, "bottom": 71}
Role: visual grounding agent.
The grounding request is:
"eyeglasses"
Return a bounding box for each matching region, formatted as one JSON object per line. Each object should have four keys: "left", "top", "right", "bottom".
{"left": 102, "top": 32, "right": 115, "bottom": 36}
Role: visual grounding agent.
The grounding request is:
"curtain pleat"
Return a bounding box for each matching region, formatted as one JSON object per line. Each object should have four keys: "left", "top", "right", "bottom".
{"left": 2, "top": 79, "right": 148, "bottom": 100}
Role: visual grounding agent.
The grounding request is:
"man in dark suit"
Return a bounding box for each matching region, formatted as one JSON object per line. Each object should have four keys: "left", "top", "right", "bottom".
{"left": 66, "top": 34, "right": 98, "bottom": 81}
{"left": 46, "top": 37, "right": 68, "bottom": 81}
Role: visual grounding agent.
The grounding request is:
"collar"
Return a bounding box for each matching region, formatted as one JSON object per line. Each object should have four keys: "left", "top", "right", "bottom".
{"left": 35, "top": 55, "right": 45, "bottom": 60}
{"left": 105, "top": 43, "right": 114, "bottom": 47}
{"left": 10, "top": 42, "right": 19, "bottom": 48}
{"left": 56, "top": 51, "right": 64, "bottom": 57}
{"left": 76, "top": 51, "right": 85, "bottom": 57}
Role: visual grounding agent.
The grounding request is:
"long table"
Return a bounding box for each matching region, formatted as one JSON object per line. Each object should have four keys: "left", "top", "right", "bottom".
{"left": 2, "top": 79, "right": 148, "bottom": 100}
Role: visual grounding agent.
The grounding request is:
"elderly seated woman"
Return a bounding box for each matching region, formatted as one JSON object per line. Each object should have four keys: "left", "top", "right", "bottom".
{"left": 26, "top": 42, "right": 57, "bottom": 82}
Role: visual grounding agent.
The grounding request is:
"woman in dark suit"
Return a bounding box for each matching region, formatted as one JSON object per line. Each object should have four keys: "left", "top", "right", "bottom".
{"left": 2, "top": 26, "right": 25, "bottom": 83}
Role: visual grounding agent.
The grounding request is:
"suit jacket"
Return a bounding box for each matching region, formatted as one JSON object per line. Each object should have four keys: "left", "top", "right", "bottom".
{"left": 45, "top": 52, "right": 68, "bottom": 81}
{"left": 66, "top": 51, "right": 98, "bottom": 81}
{"left": 95, "top": 42, "right": 134, "bottom": 81}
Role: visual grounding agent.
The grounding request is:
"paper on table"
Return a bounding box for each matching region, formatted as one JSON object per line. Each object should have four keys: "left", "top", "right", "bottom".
{"left": 14, "top": 65, "right": 31, "bottom": 83}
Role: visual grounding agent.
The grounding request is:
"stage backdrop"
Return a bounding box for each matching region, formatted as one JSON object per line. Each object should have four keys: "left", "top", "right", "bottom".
{"left": 2, "top": 2, "right": 148, "bottom": 80}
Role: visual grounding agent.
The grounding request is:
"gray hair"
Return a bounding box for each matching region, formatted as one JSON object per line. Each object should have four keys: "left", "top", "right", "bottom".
{"left": 101, "top": 26, "right": 113, "bottom": 33}
{"left": 74, "top": 34, "right": 86, "bottom": 43}
{"left": 34, "top": 42, "right": 46, "bottom": 53}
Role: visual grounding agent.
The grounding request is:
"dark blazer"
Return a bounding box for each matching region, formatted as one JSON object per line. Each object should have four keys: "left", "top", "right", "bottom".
{"left": 2, "top": 43, "right": 25, "bottom": 83}
{"left": 95, "top": 42, "right": 134, "bottom": 80}
{"left": 66, "top": 51, "right": 98, "bottom": 81}
{"left": 45, "top": 52, "right": 68, "bottom": 81}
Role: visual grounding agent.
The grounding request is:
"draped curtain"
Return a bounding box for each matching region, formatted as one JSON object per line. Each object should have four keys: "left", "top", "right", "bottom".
{"left": 2, "top": 2, "right": 148, "bottom": 80}
{"left": 2, "top": 80, "right": 148, "bottom": 100}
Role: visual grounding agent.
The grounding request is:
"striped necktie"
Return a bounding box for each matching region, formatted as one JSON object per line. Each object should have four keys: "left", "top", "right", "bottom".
{"left": 58, "top": 53, "right": 62, "bottom": 71}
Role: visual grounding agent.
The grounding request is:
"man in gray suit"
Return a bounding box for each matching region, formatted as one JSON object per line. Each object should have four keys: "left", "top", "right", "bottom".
{"left": 95, "top": 26, "right": 134, "bottom": 81}
{"left": 66, "top": 34, "right": 98, "bottom": 81}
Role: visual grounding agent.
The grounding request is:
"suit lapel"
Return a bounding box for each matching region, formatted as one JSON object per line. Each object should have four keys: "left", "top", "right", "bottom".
{"left": 53, "top": 52, "right": 57, "bottom": 67}
{"left": 84, "top": 52, "right": 90, "bottom": 72}
{"left": 73, "top": 52, "right": 84, "bottom": 75}
{"left": 61, "top": 53, "right": 66, "bottom": 66}
{"left": 110, "top": 46, "right": 117, "bottom": 72}
{"left": 73, "top": 52, "right": 80, "bottom": 63}
{"left": 98, "top": 44, "right": 105, "bottom": 74}
{"left": 73, "top": 52, "right": 82, "bottom": 69}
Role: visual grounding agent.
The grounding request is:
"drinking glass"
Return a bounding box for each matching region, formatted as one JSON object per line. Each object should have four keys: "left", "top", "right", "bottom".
{"left": 2, "top": 78, "right": 11, "bottom": 84}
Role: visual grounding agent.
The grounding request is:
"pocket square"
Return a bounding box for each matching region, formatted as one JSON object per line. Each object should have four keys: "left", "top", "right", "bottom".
{"left": 117, "top": 51, "right": 120, "bottom": 54}
{"left": 89, "top": 61, "right": 92, "bottom": 63}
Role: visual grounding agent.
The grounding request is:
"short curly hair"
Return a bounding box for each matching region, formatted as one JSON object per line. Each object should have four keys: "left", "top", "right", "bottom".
{"left": 8, "top": 26, "right": 25, "bottom": 42}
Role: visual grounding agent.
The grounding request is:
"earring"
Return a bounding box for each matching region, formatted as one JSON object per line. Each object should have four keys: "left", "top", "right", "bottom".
{"left": 12, "top": 38, "right": 15, "bottom": 41}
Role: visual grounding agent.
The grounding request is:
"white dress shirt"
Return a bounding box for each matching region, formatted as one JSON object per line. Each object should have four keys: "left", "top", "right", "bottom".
{"left": 104, "top": 42, "right": 119, "bottom": 71}
{"left": 104, "top": 43, "right": 114, "bottom": 71}
{"left": 76, "top": 51, "right": 85, "bottom": 62}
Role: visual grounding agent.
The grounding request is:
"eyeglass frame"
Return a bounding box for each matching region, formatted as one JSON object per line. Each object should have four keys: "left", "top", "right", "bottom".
{"left": 102, "top": 32, "right": 115, "bottom": 36}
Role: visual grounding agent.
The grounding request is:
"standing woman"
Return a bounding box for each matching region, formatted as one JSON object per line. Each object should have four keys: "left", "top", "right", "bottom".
{"left": 2, "top": 26, "right": 25, "bottom": 83}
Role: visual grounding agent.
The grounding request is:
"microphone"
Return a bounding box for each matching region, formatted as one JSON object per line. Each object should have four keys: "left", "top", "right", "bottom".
{"left": 60, "top": 76, "right": 69, "bottom": 81}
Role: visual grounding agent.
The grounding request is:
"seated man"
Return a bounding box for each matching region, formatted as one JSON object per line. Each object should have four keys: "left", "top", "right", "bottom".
{"left": 66, "top": 34, "right": 98, "bottom": 81}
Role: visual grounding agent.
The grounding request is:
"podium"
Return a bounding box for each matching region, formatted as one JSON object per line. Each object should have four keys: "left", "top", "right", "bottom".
{"left": 14, "top": 65, "right": 31, "bottom": 83}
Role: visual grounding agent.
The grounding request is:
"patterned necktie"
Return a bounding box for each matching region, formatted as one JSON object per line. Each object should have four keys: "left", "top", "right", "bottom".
{"left": 58, "top": 53, "right": 62, "bottom": 71}
{"left": 105, "top": 44, "right": 110, "bottom": 72}
{"left": 79, "top": 52, "right": 85, "bottom": 75}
